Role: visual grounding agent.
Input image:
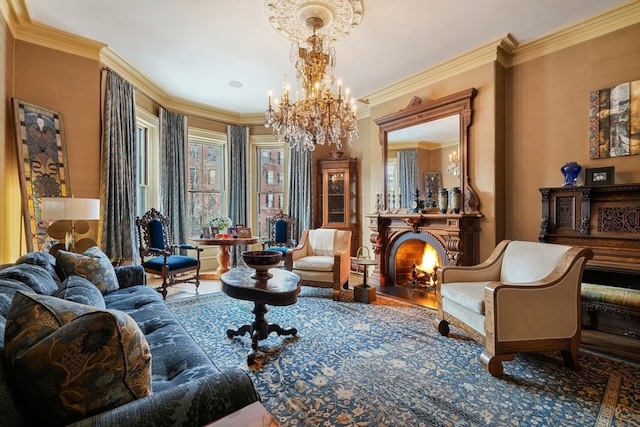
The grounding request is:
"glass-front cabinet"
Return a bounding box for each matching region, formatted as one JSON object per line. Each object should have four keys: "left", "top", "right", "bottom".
{"left": 316, "top": 157, "right": 359, "bottom": 256}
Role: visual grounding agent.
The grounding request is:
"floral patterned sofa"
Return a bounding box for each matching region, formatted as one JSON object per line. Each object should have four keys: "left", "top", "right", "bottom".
{"left": 0, "top": 249, "right": 258, "bottom": 427}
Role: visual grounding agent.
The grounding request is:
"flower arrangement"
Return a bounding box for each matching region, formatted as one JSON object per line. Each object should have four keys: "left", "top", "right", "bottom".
{"left": 209, "top": 213, "right": 232, "bottom": 232}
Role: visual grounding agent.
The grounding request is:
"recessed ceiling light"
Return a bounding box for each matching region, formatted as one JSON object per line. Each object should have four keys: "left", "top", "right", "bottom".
{"left": 228, "top": 80, "right": 243, "bottom": 88}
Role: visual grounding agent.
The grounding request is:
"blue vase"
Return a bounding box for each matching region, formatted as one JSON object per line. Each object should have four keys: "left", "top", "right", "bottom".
{"left": 561, "top": 162, "right": 581, "bottom": 187}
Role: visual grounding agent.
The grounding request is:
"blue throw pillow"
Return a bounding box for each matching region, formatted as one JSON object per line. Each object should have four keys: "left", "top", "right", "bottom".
{"left": 55, "top": 276, "right": 106, "bottom": 309}
{"left": 0, "top": 264, "right": 59, "bottom": 296}
{"left": 56, "top": 247, "right": 119, "bottom": 295}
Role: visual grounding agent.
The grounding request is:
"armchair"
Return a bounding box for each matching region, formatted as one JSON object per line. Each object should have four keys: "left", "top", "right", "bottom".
{"left": 285, "top": 229, "right": 351, "bottom": 301}
{"left": 261, "top": 211, "right": 296, "bottom": 257}
{"left": 437, "top": 240, "right": 593, "bottom": 376}
{"left": 136, "top": 208, "right": 203, "bottom": 299}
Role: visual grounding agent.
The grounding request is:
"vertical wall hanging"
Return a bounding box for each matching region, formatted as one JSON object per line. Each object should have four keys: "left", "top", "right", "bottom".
{"left": 12, "top": 99, "right": 71, "bottom": 252}
{"left": 589, "top": 80, "right": 640, "bottom": 159}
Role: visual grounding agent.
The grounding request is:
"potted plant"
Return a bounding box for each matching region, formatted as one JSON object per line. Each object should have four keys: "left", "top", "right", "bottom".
{"left": 209, "top": 213, "right": 232, "bottom": 235}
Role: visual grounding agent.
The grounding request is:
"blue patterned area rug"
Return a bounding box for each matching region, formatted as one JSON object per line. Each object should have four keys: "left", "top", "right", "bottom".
{"left": 168, "top": 288, "right": 640, "bottom": 426}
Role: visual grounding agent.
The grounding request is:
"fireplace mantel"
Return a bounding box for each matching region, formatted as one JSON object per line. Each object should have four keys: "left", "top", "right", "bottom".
{"left": 366, "top": 212, "right": 482, "bottom": 286}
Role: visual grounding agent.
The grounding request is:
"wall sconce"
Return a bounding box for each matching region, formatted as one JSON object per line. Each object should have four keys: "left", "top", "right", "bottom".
{"left": 447, "top": 150, "right": 460, "bottom": 176}
{"left": 40, "top": 197, "right": 100, "bottom": 253}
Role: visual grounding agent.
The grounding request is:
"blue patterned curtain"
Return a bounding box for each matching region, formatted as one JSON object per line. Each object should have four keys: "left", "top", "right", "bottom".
{"left": 159, "top": 107, "right": 188, "bottom": 244}
{"left": 397, "top": 150, "right": 418, "bottom": 209}
{"left": 228, "top": 125, "right": 248, "bottom": 266}
{"left": 288, "top": 147, "right": 312, "bottom": 238}
{"left": 99, "top": 69, "right": 138, "bottom": 262}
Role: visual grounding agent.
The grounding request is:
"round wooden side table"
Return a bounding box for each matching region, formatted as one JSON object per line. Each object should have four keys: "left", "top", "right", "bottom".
{"left": 220, "top": 267, "right": 301, "bottom": 365}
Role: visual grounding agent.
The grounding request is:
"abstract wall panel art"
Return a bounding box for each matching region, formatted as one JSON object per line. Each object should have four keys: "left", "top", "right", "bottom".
{"left": 589, "top": 80, "right": 640, "bottom": 159}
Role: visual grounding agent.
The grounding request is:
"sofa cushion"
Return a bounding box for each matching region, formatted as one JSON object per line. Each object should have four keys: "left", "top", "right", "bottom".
{"left": 57, "top": 247, "right": 120, "bottom": 294}
{"left": 14, "top": 251, "right": 61, "bottom": 284}
{"left": 104, "top": 285, "right": 220, "bottom": 392}
{"left": 0, "top": 264, "right": 59, "bottom": 296}
{"left": 440, "top": 281, "right": 489, "bottom": 315}
{"left": 55, "top": 275, "right": 106, "bottom": 309}
{"left": 292, "top": 255, "right": 334, "bottom": 272}
{"left": 3, "top": 291, "right": 152, "bottom": 426}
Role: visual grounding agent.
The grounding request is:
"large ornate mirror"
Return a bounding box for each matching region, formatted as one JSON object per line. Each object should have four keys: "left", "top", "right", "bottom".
{"left": 374, "top": 88, "right": 479, "bottom": 214}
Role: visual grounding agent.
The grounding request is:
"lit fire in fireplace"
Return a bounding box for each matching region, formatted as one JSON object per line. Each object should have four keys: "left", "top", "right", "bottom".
{"left": 408, "top": 244, "right": 441, "bottom": 292}
{"left": 418, "top": 245, "right": 440, "bottom": 274}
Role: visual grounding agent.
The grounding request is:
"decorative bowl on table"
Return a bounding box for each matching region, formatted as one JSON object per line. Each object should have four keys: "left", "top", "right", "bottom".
{"left": 242, "top": 250, "right": 282, "bottom": 279}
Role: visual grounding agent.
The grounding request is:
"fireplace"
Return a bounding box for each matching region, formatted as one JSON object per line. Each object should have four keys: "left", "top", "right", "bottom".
{"left": 388, "top": 231, "right": 445, "bottom": 287}
{"left": 366, "top": 212, "right": 482, "bottom": 289}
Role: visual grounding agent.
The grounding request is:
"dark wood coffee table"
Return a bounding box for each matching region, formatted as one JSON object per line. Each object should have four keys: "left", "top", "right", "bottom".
{"left": 220, "top": 267, "right": 301, "bottom": 365}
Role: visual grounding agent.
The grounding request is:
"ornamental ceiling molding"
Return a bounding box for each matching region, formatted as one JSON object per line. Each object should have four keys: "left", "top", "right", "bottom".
{"left": 265, "top": 0, "right": 364, "bottom": 41}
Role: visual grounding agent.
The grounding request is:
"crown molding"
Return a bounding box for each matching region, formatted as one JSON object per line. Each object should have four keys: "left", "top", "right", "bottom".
{"left": 360, "top": 35, "right": 516, "bottom": 109}
{"left": 6, "top": 0, "right": 637, "bottom": 122}
{"left": 508, "top": 0, "right": 640, "bottom": 67}
{"left": 8, "top": 0, "right": 104, "bottom": 60}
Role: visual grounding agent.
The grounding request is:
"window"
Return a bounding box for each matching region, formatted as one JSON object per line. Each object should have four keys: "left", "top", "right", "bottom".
{"left": 135, "top": 108, "right": 159, "bottom": 218}
{"left": 187, "top": 128, "right": 227, "bottom": 238}
{"left": 254, "top": 144, "right": 287, "bottom": 237}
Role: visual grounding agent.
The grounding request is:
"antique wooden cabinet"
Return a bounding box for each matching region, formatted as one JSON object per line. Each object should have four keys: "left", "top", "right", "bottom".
{"left": 316, "top": 157, "right": 359, "bottom": 256}
{"left": 538, "top": 184, "right": 640, "bottom": 344}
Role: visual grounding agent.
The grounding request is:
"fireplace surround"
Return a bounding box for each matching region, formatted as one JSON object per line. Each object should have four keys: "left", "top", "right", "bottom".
{"left": 366, "top": 213, "right": 482, "bottom": 288}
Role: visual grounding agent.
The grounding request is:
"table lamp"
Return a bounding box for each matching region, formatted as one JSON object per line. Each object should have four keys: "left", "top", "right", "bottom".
{"left": 41, "top": 197, "right": 100, "bottom": 252}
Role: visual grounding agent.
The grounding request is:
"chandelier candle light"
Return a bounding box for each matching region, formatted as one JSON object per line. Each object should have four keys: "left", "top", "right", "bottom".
{"left": 264, "top": 0, "right": 363, "bottom": 151}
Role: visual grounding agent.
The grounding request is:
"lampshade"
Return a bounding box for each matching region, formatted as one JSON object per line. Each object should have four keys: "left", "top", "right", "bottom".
{"left": 40, "top": 197, "right": 100, "bottom": 220}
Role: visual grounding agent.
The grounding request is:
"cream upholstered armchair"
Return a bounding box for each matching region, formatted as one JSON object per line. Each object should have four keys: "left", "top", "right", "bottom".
{"left": 285, "top": 229, "right": 351, "bottom": 301}
{"left": 437, "top": 240, "right": 593, "bottom": 376}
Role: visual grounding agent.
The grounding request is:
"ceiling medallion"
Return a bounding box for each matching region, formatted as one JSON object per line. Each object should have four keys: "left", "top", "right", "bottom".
{"left": 265, "top": 0, "right": 364, "bottom": 41}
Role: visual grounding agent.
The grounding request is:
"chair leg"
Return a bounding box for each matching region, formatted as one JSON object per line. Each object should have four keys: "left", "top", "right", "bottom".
{"left": 160, "top": 276, "right": 169, "bottom": 300}
{"left": 437, "top": 319, "right": 450, "bottom": 336}
{"left": 561, "top": 336, "right": 581, "bottom": 370}
{"left": 332, "top": 288, "right": 341, "bottom": 301}
{"left": 480, "top": 350, "right": 514, "bottom": 376}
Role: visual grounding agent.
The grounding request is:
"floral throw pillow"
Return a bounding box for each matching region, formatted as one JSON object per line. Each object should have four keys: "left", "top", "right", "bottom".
{"left": 57, "top": 246, "right": 120, "bottom": 295}
{"left": 3, "top": 291, "right": 152, "bottom": 426}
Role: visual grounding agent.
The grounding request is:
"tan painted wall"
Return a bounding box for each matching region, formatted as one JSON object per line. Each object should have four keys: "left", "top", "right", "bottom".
{"left": 0, "top": 10, "right": 17, "bottom": 262}
{"left": 506, "top": 23, "right": 640, "bottom": 241}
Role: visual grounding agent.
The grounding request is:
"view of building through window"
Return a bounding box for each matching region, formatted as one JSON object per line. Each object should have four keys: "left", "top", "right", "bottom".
{"left": 257, "top": 146, "right": 285, "bottom": 237}
{"left": 187, "top": 142, "right": 225, "bottom": 237}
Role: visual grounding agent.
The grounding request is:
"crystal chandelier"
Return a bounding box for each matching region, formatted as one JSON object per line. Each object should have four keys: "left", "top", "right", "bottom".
{"left": 264, "top": 0, "right": 363, "bottom": 151}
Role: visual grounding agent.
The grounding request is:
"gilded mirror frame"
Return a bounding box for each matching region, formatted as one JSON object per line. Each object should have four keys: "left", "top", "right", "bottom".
{"left": 374, "top": 88, "right": 479, "bottom": 214}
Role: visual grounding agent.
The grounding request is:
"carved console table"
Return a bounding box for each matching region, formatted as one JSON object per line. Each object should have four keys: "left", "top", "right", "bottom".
{"left": 366, "top": 213, "right": 482, "bottom": 287}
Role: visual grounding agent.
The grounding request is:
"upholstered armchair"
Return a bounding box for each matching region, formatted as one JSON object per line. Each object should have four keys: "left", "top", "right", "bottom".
{"left": 261, "top": 211, "right": 296, "bottom": 257}
{"left": 437, "top": 240, "right": 593, "bottom": 376}
{"left": 136, "top": 208, "right": 203, "bottom": 299}
{"left": 285, "top": 229, "right": 351, "bottom": 301}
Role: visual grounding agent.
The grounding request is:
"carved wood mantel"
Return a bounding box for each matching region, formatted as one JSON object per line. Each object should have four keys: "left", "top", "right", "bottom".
{"left": 366, "top": 213, "right": 482, "bottom": 287}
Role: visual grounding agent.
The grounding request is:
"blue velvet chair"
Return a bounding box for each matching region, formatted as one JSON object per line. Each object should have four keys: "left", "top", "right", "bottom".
{"left": 136, "top": 208, "right": 203, "bottom": 299}
{"left": 261, "top": 212, "right": 296, "bottom": 258}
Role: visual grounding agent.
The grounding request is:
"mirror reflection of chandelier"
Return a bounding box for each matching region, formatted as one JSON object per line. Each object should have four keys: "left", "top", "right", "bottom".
{"left": 264, "top": 0, "right": 363, "bottom": 151}
{"left": 447, "top": 150, "right": 460, "bottom": 176}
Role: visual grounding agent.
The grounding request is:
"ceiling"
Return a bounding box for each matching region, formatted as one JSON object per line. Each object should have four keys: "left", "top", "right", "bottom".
{"left": 26, "top": 0, "right": 628, "bottom": 117}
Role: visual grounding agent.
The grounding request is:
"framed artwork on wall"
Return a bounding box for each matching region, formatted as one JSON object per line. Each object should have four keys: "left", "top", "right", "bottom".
{"left": 585, "top": 166, "right": 615, "bottom": 185}
{"left": 12, "top": 99, "right": 71, "bottom": 252}
{"left": 424, "top": 172, "right": 441, "bottom": 197}
{"left": 589, "top": 79, "right": 640, "bottom": 159}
